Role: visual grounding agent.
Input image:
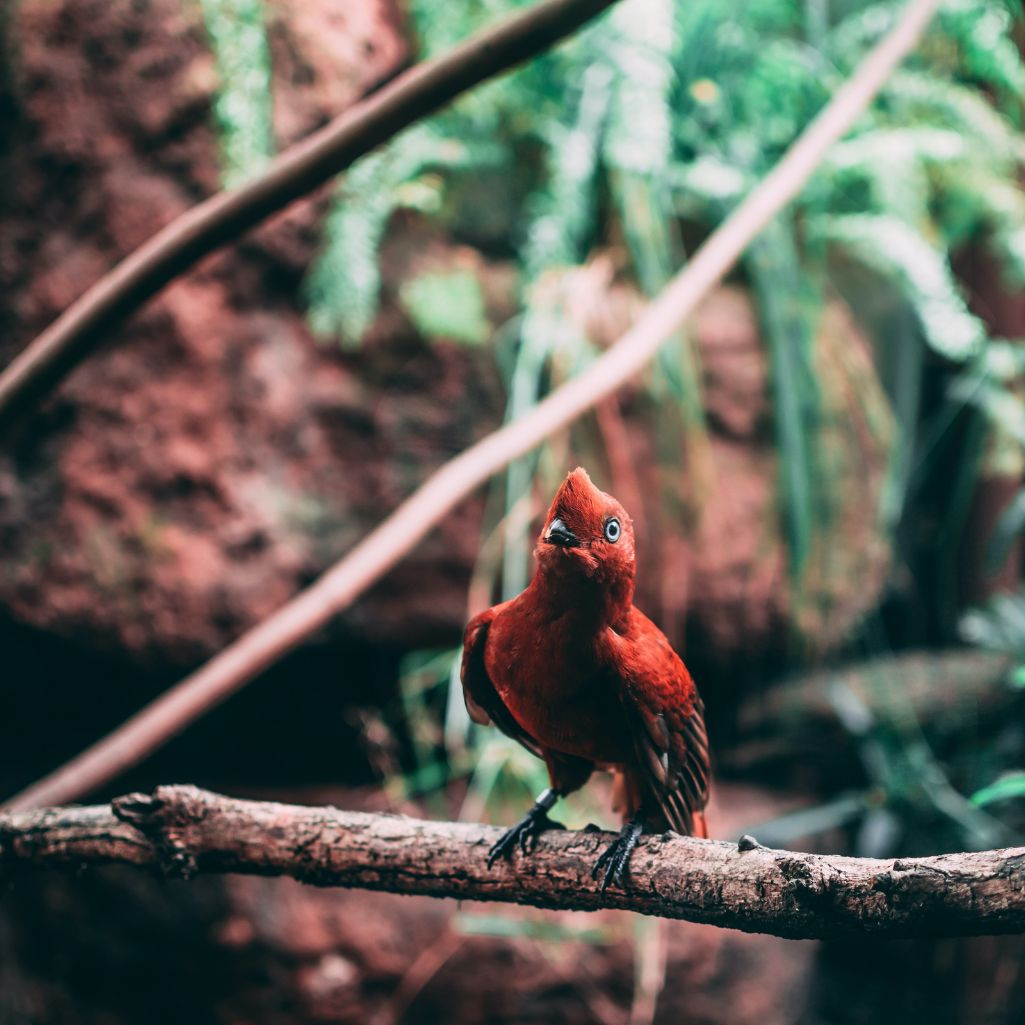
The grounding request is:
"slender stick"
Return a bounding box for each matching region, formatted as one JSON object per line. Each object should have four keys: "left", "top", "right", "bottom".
{"left": 0, "top": 0, "right": 619, "bottom": 430}
{"left": 1, "top": 0, "right": 942, "bottom": 812}
{"left": 3, "top": 785, "right": 1024, "bottom": 939}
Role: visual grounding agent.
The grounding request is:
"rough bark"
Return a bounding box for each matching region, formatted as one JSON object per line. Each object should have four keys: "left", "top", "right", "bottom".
{"left": 2, "top": 785, "right": 1024, "bottom": 941}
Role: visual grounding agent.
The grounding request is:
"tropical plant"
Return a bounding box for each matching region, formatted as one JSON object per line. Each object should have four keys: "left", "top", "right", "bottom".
{"left": 197, "top": 0, "right": 1025, "bottom": 857}
{"left": 295, "top": 0, "right": 1023, "bottom": 603}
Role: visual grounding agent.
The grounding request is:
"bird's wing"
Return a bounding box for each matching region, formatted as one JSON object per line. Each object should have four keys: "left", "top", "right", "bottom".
{"left": 603, "top": 610, "right": 710, "bottom": 836}
{"left": 460, "top": 606, "right": 543, "bottom": 758}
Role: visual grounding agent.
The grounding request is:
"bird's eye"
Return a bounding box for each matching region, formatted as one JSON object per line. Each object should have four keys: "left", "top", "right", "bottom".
{"left": 604, "top": 518, "right": 621, "bottom": 543}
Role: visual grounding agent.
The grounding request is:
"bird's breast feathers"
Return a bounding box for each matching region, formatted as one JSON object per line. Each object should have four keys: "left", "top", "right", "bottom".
{"left": 482, "top": 606, "right": 634, "bottom": 762}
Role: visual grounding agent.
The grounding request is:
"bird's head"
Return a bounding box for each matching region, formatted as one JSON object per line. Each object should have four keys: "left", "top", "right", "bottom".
{"left": 535, "top": 467, "right": 636, "bottom": 590}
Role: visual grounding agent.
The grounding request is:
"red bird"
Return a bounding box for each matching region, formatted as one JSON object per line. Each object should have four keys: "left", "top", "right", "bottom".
{"left": 461, "top": 467, "right": 710, "bottom": 890}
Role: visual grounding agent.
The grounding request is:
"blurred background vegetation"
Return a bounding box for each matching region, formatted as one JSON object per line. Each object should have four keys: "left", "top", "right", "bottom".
{"left": 190, "top": 0, "right": 1025, "bottom": 861}
{"left": 5, "top": 0, "right": 1025, "bottom": 1021}
{"left": 179, "top": 0, "right": 1025, "bottom": 866}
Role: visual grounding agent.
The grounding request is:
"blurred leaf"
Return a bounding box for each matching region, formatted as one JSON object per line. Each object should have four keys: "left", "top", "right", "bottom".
{"left": 855, "top": 806, "right": 902, "bottom": 858}
{"left": 972, "top": 772, "right": 1025, "bottom": 807}
{"left": 401, "top": 269, "right": 491, "bottom": 346}
{"left": 460, "top": 733, "right": 551, "bottom": 823}
{"left": 960, "top": 590, "right": 1025, "bottom": 667}
{"left": 985, "top": 486, "right": 1025, "bottom": 577}
{"left": 630, "top": 915, "right": 667, "bottom": 1025}
{"left": 815, "top": 214, "right": 986, "bottom": 361}
{"left": 198, "top": 0, "right": 275, "bottom": 187}
{"left": 937, "top": 0, "right": 1025, "bottom": 112}
{"left": 748, "top": 215, "right": 820, "bottom": 578}
{"left": 885, "top": 70, "right": 1025, "bottom": 163}
{"left": 737, "top": 792, "right": 869, "bottom": 847}
{"left": 454, "top": 913, "right": 613, "bottom": 943}
{"left": 305, "top": 126, "right": 460, "bottom": 346}
{"left": 443, "top": 648, "right": 472, "bottom": 755}
{"left": 396, "top": 647, "right": 463, "bottom": 806}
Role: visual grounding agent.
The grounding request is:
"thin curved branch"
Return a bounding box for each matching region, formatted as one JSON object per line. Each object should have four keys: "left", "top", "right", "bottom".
{"left": 0, "top": 0, "right": 619, "bottom": 430}
{"left": 2, "top": 785, "right": 1024, "bottom": 940}
{"left": 1, "top": 0, "right": 942, "bottom": 812}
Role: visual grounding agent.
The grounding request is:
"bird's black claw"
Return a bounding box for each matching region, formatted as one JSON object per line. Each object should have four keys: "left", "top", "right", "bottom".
{"left": 487, "top": 808, "right": 563, "bottom": 868}
{"left": 737, "top": 834, "right": 762, "bottom": 852}
{"left": 592, "top": 817, "right": 644, "bottom": 893}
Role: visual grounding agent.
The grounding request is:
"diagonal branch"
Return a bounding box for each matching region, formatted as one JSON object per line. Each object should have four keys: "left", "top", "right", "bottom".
{"left": 1, "top": 0, "right": 942, "bottom": 813}
{"left": 0, "top": 0, "right": 619, "bottom": 430}
{"left": 2, "top": 785, "right": 1024, "bottom": 940}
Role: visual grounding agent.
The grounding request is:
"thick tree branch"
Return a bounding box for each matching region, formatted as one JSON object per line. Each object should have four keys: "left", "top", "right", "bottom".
{"left": 0, "top": 0, "right": 618, "bottom": 429}
{"left": 1, "top": 0, "right": 941, "bottom": 812}
{"left": 2, "top": 785, "right": 1024, "bottom": 940}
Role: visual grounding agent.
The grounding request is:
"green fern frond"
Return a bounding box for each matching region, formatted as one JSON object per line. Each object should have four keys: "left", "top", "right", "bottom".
{"left": 198, "top": 0, "right": 275, "bottom": 187}
{"left": 820, "top": 126, "right": 965, "bottom": 225}
{"left": 938, "top": 171, "right": 1025, "bottom": 283}
{"left": 603, "top": 0, "right": 675, "bottom": 176}
{"left": 885, "top": 70, "right": 1025, "bottom": 163}
{"left": 818, "top": 213, "right": 986, "bottom": 360}
{"left": 826, "top": 3, "right": 898, "bottom": 70}
{"left": 824, "top": 127, "right": 967, "bottom": 175}
{"left": 670, "top": 157, "right": 751, "bottom": 210}
{"left": 936, "top": 0, "right": 1025, "bottom": 112}
{"left": 305, "top": 163, "right": 393, "bottom": 346}
{"left": 304, "top": 125, "right": 449, "bottom": 346}
{"left": 602, "top": 0, "right": 677, "bottom": 285}
{"left": 521, "top": 63, "right": 612, "bottom": 279}
{"left": 601, "top": 0, "right": 710, "bottom": 486}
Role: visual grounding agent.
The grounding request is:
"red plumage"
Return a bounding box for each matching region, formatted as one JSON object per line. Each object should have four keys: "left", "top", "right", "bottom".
{"left": 461, "top": 466, "right": 710, "bottom": 888}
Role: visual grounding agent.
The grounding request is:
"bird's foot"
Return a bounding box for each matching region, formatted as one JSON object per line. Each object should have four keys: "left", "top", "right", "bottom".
{"left": 487, "top": 804, "right": 564, "bottom": 868}
{"left": 592, "top": 815, "right": 644, "bottom": 893}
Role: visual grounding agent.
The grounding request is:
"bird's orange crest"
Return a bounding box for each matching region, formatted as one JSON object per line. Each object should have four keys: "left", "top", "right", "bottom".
{"left": 535, "top": 467, "right": 635, "bottom": 586}
{"left": 461, "top": 464, "right": 711, "bottom": 887}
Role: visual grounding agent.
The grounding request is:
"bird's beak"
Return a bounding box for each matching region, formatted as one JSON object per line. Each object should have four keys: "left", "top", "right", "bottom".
{"left": 544, "top": 517, "right": 580, "bottom": 548}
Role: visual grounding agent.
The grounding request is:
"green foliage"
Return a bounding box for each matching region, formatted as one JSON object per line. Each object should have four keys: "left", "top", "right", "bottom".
{"left": 521, "top": 61, "right": 612, "bottom": 280}
{"left": 198, "top": 0, "right": 1025, "bottom": 544}
{"left": 959, "top": 590, "right": 1025, "bottom": 830}
{"left": 199, "top": 0, "right": 1025, "bottom": 857}
{"left": 935, "top": 0, "right": 1025, "bottom": 110}
{"left": 748, "top": 216, "right": 821, "bottom": 576}
{"left": 297, "top": 0, "right": 1025, "bottom": 594}
{"left": 401, "top": 268, "right": 491, "bottom": 346}
{"left": 304, "top": 125, "right": 464, "bottom": 345}
{"left": 972, "top": 772, "right": 1025, "bottom": 808}
{"left": 816, "top": 213, "right": 985, "bottom": 360}
{"left": 197, "top": 0, "right": 275, "bottom": 187}
{"left": 960, "top": 589, "right": 1025, "bottom": 663}
{"left": 986, "top": 488, "right": 1025, "bottom": 577}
